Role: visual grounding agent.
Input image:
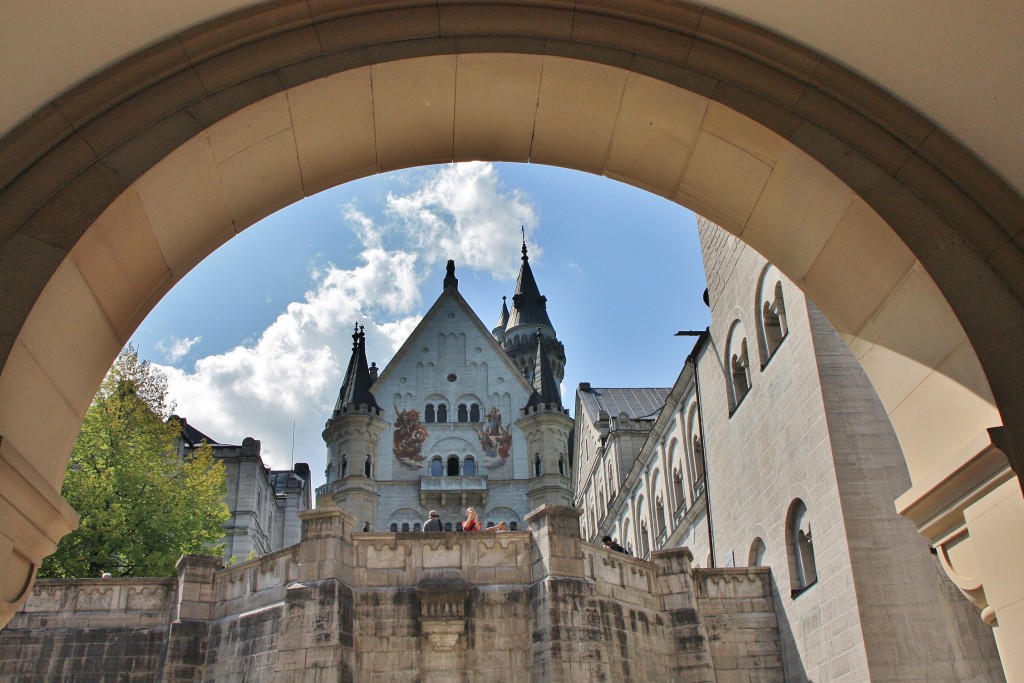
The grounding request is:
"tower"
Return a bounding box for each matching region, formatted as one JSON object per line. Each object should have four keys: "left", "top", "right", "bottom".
{"left": 498, "top": 239, "right": 566, "bottom": 387}
{"left": 319, "top": 324, "right": 388, "bottom": 530}
{"left": 520, "top": 329, "right": 574, "bottom": 510}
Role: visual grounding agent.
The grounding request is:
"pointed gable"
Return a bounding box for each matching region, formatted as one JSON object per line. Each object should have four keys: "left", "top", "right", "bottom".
{"left": 373, "top": 284, "right": 534, "bottom": 397}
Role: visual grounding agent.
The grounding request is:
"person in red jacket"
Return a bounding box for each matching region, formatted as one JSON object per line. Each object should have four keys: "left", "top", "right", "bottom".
{"left": 462, "top": 507, "right": 481, "bottom": 532}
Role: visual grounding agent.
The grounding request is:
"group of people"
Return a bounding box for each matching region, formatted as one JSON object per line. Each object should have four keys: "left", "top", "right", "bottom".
{"left": 423, "top": 507, "right": 508, "bottom": 533}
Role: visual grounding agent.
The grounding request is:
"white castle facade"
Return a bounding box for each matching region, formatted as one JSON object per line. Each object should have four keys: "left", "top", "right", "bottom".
{"left": 316, "top": 247, "right": 573, "bottom": 535}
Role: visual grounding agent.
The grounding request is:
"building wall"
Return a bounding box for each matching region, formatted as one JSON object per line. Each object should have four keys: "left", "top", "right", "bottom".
{"left": 572, "top": 218, "right": 1004, "bottom": 681}
{"left": 0, "top": 507, "right": 783, "bottom": 682}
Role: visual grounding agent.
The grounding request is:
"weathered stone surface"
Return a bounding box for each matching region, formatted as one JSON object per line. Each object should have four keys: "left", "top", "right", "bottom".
{"left": 0, "top": 506, "right": 785, "bottom": 681}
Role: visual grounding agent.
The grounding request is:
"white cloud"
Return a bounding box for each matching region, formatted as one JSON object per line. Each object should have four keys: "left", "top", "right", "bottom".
{"left": 384, "top": 162, "right": 539, "bottom": 279}
{"left": 156, "top": 335, "right": 201, "bottom": 362}
{"left": 157, "top": 248, "right": 423, "bottom": 471}
{"left": 157, "top": 162, "right": 540, "bottom": 479}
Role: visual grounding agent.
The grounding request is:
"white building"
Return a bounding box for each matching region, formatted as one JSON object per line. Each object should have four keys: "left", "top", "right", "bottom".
{"left": 316, "top": 247, "right": 573, "bottom": 532}
{"left": 574, "top": 218, "right": 1003, "bottom": 681}
{"left": 176, "top": 419, "right": 312, "bottom": 563}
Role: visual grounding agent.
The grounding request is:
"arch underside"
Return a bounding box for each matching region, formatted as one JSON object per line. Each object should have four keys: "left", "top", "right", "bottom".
{"left": 0, "top": 0, "right": 1022, "bottom": 638}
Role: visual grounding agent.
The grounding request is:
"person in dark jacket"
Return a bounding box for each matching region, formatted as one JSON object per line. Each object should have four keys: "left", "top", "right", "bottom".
{"left": 423, "top": 510, "right": 444, "bottom": 532}
{"left": 602, "top": 535, "right": 627, "bottom": 553}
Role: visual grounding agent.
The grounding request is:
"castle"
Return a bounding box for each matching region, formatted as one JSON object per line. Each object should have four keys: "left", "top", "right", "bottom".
{"left": 0, "top": 222, "right": 1003, "bottom": 681}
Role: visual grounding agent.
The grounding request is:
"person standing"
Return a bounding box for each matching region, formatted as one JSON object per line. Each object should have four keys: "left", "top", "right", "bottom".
{"left": 462, "top": 507, "right": 482, "bottom": 532}
{"left": 423, "top": 510, "right": 443, "bottom": 532}
{"left": 602, "top": 535, "right": 627, "bottom": 553}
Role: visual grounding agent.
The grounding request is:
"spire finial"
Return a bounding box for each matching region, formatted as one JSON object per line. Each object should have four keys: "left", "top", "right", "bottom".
{"left": 443, "top": 259, "right": 458, "bottom": 290}
{"left": 351, "top": 323, "right": 360, "bottom": 350}
{"left": 521, "top": 227, "right": 528, "bottom": 261}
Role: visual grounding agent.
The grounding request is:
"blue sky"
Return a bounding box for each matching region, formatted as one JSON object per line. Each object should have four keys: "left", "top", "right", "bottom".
{"left": 131, "top": 162, "right": 710, "bottom": 485}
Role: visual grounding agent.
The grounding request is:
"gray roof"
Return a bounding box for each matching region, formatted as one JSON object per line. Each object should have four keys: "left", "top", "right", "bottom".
{"left": 578, "top": 387, "right": 671, "bottom": 424}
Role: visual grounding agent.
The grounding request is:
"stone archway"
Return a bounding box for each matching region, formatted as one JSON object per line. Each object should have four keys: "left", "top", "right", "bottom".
{"left": 1, "top": 1, "right": 1021, "bottom": 672}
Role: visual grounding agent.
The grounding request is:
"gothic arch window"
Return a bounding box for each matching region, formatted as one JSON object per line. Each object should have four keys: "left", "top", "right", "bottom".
{"left": 655, "top": 497, "right": 667, "bottom": 537}
{"left": 430, "top": 457, "right": 443, "bottom": 477}
{"left": 340, "top": 455, "right": 348, "bottom": 478}
{"left": 672, "top": 467, "right": 686, "bottom": 512}
{"left": 464, "top": 457, "right": 476, "bottom": 475}
{"left": 756, "top": 265, "right": 789, "bottom": 364}
{"left": 447, "top": 455, "right": 460, "bottom": 476}
{"left": 401, "top": 523, "right": 410, "bottom": 532}
{"left": 390, "top": 523, "right": 398, "bottom": 532}
{"left": 786, "top": 499, "right": 818, "bottom": 596}
{"left": 558, "top": 457, "right": 565, "bottom": 476}
{"left": 692, "top": 435, "right": 706, "bottom": 496}
{"left": 425, "top": 404, "right": 435, "bottom": 423}
{"left": 534, "top": 456, "right": 542, "bottom": 476}
{"left": 725, "top": 320, "right": 752, "bottom": 413}
{"left": 364, "top": 456, "right": 372, "bottom": 478}
{"left": 437, "top": 404, "right": 448, "bottom": 423}
{"left": 749, "top": 537, "right": 767, "bottom": 567}
{"left": 470, "top": 404, "right": 480, "bottom": 422}
{"left": 457, "top": 404, "right": 468, "bottom": 422}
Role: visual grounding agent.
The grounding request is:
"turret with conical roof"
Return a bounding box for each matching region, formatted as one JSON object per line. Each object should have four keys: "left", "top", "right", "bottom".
{"left": 331, "top": 324, "right": 382, "bottom": 417}
{"left": 502, "top": 236, "right": 566, "bottom": 388}
{"left": 525, "top": 328, "right": 563, "bottom": 411}
{"left": 320, "top": 323, "right": 387, "bottom": 528}
{"left": 491, "top": 296, "right": 510, "bottom": 343}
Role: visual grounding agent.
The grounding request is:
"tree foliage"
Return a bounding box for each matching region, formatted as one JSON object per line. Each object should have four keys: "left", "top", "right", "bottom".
{"left": 39, "top": 346, "right": 229, "bottom": 578}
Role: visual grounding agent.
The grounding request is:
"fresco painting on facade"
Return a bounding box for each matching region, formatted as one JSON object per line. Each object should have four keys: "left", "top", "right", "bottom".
{"left": 393, "top": 406, "right": 428, "bottom": 468}
{"left": 478, "top": 406, "right": 512, "bottom": 468}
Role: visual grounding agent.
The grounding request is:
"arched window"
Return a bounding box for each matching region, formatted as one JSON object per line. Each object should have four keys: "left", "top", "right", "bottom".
{"left": 430, "top": 457, "right": 444, "bottom": 477}
{"left": 726, "top": 321, "right": 752, "bottom": 412}
{"left": 425, "top": 404, "right": 435, "bottom": 423}
{"left": 672, "top": 467, "right": 686, "bottom": 511}
{"left": 401, "top": 522, "right": 410, "bottom": 532}
{"left": 447, "top": 455, "right": 460, "bottom": 476}
{"left": 464, "top": 457, "right": 476, "bottom": 475}
{"left": 364, "top": 456, "right": 372, "bottom": 478}
{"left": 558, "top": 457, "right": 565, "bottom": 476}
{"left": 414, "top": 523, "right": 421, "bottom": 532}
{"left": 692, "top": 435, "right": 705, "bottom": 497}
{"left": 390, "top": 523, "right": 398, "bottom": 532}
{"left": 437, "top": 404, "right": 448, "bottom": 423}
{"left": 756, "top": 266, "right": 789, "bottom": 363}
{"left": 444, "top": 523, "right": 453, "bottom": 531}
{"left": 340, "top": 455, "right": 348, "bottom": 478}
{"left": 786, "top": 499, "right": 818, "bottom": 595}
{"left": 509, "top": 522, "right": 518, "bottom": 531}
{"left": 470, "top": 404, "right": 480, "bottom": 422}
{"left": 457, "top": 404, "right": 468, "bottom": 422}
{"left": 748, "top": 537, "right": 767, "bottom": 567}
{"left": 534, "top": 456, "right": 542, "bottom": 476}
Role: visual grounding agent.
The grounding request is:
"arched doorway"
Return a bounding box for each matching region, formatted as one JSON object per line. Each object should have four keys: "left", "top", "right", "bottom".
{"left": 0, "top": 2, "right": 1020, "bottom": 672}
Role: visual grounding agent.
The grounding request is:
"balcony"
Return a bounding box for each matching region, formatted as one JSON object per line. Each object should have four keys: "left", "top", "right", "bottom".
{"left": 419, "top": 475, "right": 488, "bottom": 508}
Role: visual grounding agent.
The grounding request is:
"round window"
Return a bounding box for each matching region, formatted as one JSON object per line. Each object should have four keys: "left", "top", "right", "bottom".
{"left": 447, "top": 372, "right": 458, "bottom": 382}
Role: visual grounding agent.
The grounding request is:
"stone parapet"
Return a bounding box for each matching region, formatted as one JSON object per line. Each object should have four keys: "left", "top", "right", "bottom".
{"left": 693, "top": 567, "right": 784, "bottom": 681}
{"left": 10, "top": 577, "right": 176, "bottom": 629}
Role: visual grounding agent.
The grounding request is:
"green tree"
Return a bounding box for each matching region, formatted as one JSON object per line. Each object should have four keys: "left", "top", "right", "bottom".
{"left": 39, "top": 346, "right": 229, "bottom": 578}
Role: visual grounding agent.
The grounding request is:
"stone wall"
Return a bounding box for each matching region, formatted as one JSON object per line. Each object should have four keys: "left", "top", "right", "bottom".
{"left": 0, "top": 578, "right": 176, "bottom": 682}
{"left": 0, "top": 505, "right": 784, "bottom": 682}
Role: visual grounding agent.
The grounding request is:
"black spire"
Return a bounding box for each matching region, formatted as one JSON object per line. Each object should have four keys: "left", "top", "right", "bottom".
{"left": 494, "top": 296, "right": 510, "bottom": 330}
{"left": 525, "top": 328, "right": 562, "bottom": 410}
{"left": 443, "top": 259, "right": 458, "bottom": 290}
{"left": 506, "top": 233, "right": 554, "bottom": 332}
{"left": 333, "top": 324, "right": 381, "bottom": 416}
